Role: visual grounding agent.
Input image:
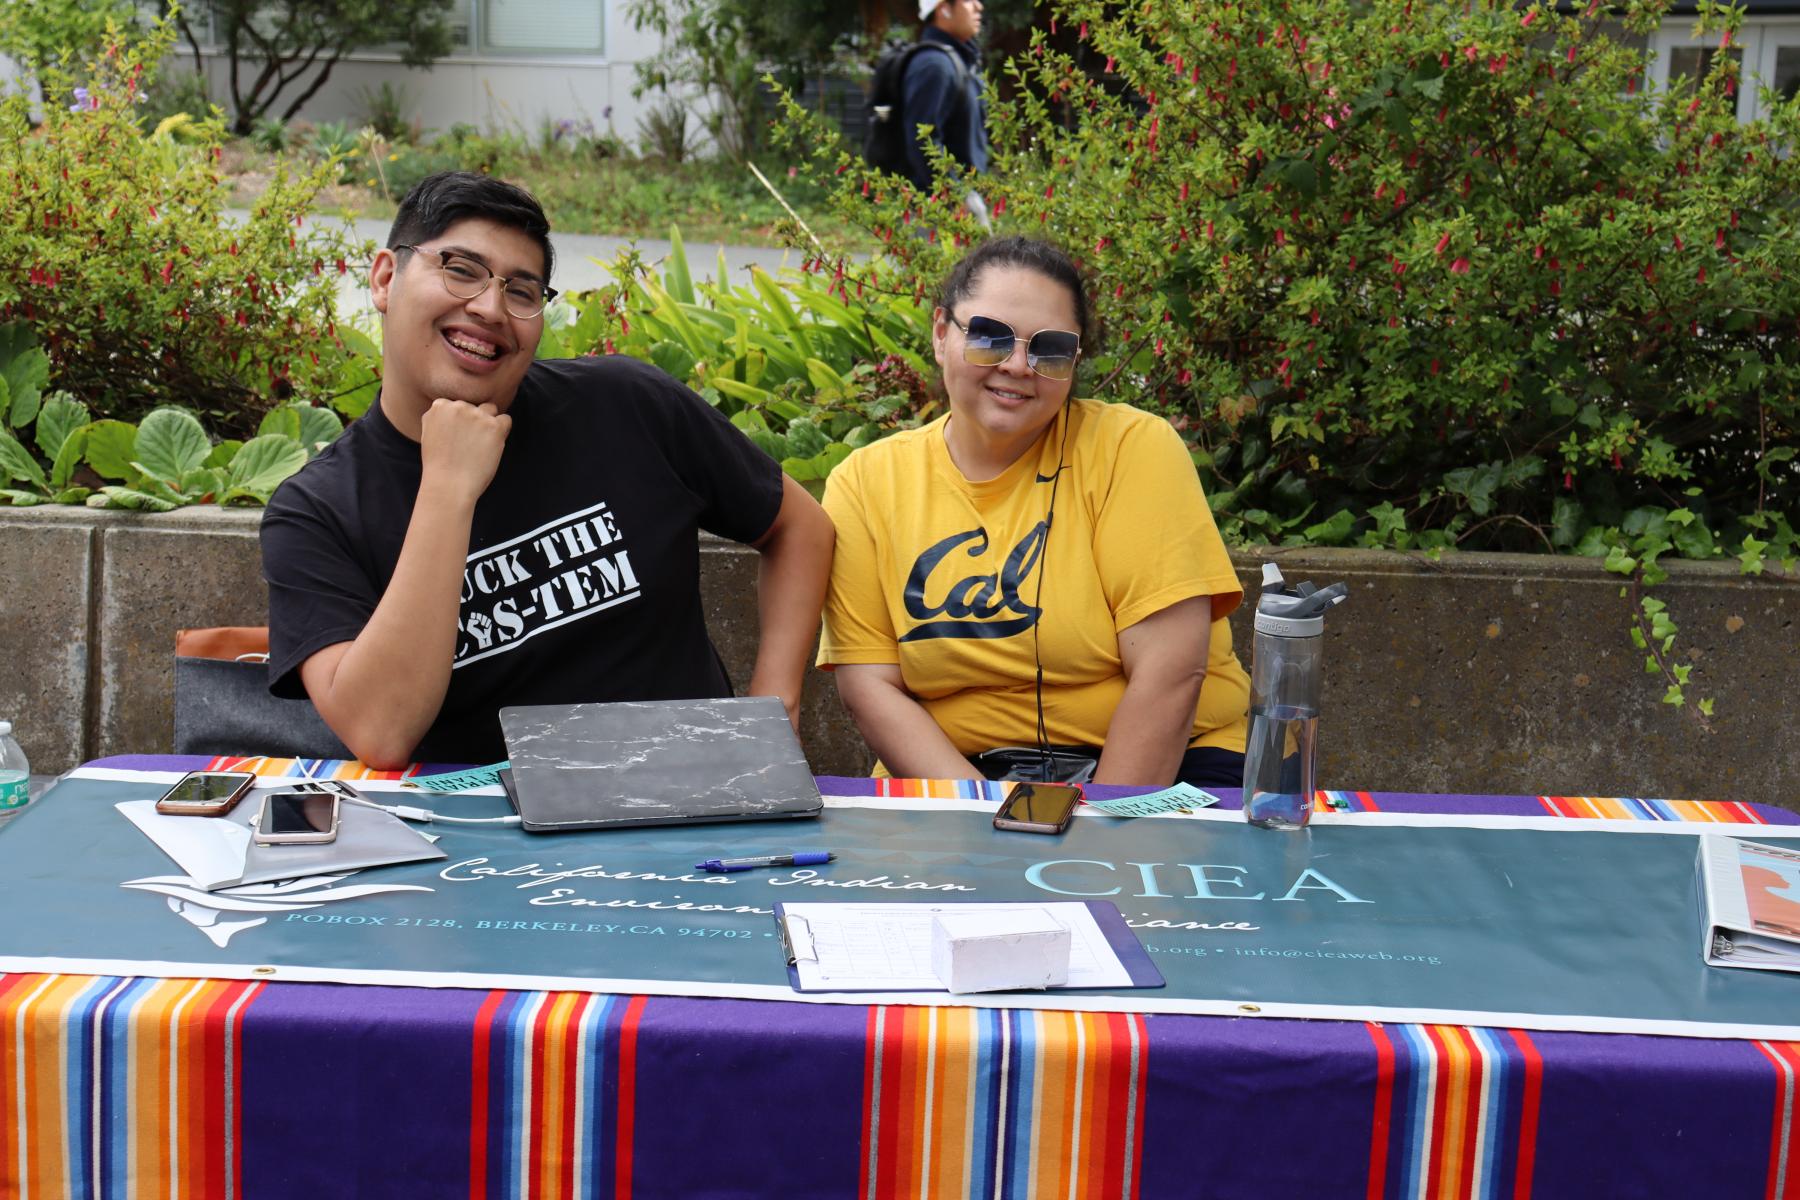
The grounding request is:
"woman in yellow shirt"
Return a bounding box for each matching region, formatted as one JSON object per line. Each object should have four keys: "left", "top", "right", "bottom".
{"left": 817, "top": 237, "right": 1249, "bottom": 786}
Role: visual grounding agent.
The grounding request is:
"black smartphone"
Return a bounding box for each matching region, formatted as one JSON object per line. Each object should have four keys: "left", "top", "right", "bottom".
{"left": 154, "top": 770, "right": 256, "bottom": 817}
{"left": 992, "top": 783, "right": 1083, "bottom": 834}
{"left": 253, "top": 789, "right": 342, "bottom": 845}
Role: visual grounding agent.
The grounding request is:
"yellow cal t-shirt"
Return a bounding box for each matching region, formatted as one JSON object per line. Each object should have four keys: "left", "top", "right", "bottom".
{"left": 818, "top": 399, "right": 1249, "bottom": 762}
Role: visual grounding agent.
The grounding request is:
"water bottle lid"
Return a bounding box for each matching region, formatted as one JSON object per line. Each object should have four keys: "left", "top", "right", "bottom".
{"left": 0, "top": 720, "right": 10, "bottom": 736}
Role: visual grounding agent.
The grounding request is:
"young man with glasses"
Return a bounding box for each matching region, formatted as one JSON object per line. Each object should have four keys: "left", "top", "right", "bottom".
{"left": 261, "top": 171, "right": 834, "bottom": 768}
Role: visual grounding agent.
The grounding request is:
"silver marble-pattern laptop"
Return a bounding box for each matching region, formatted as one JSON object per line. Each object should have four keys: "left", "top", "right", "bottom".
{"left": 498, "top": 697, "right": 823, "bottom": 832}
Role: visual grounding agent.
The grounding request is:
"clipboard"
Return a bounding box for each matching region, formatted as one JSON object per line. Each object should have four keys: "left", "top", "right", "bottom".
{"left": 772, "top": 900, "right": 1165, "bottom": 993}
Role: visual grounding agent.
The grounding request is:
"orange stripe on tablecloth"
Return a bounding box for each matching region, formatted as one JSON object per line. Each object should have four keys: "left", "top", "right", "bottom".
{"left": 559, "top": 992, "right": 595, "bottom": 1200}
{"left": 525, "top": 991, "right": 557, "bottom": 1200}
{"left": 18, "top": 974, "right": 90, "bottom": 1199}
{"left": 1089, "top": 1012, "right": 1131, "bottom": 1200}
{"left": 1670, "top": 799, "right": 1722, "bottom": 824}
{"left": 0, "top": 973, "right": 46, "bottom": 1189}
{"left": 895, "top": 1005, "right": 927, "bottom": 1198}
{"left": 125, "top": 978, "right": 177, "bottom": 1194}
{"left": 1585, "top": 796, "right": 1631, "bottom": 821}
{"left": 927, "top": 1007, "right": 972, "bottom": 1198}
{"left": 535, "top": 992, "right": 567, "bottom": 1200}
{"left": 1040, "top": 1010, "right": 1078, "bottom": 1199}
{"left": 1419, "top": 1025, "right": 1453, "bottom": 1200}
{"left": 1455, "top": 1027, "right": 1487, "bottom": 1200}
{"left": 1430, "top": 1026, "right": 1471, "bottom": 1200}
{"left": 548, "top": 991, "right": 589, "bottom": 1200}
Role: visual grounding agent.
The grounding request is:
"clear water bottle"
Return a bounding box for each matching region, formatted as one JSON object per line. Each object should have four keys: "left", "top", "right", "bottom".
{"left": 0, "top": 720, "right": 29, "bottom": 816}
{"left": 1243, "top": 564, "right": 1348, "bottom": 830}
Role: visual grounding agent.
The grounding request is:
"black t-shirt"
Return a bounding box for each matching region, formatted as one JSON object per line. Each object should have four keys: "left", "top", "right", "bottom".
{"left": 260, "top": 355, "right": 783, "bottom": 764}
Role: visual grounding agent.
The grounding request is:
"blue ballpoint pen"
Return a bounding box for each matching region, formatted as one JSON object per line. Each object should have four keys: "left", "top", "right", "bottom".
{"left": 696, "top": 851, "right": 835, "bottom": 873}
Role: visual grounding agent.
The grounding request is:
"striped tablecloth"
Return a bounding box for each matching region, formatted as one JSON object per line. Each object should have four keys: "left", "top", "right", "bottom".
{"left": 4, "top": 757, "right": 1798, "bottom": 1199}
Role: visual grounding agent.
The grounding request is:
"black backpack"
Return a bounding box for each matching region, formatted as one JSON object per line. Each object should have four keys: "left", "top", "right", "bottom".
{"left": 862, "top": 41, "right": 969, "bottom": 179}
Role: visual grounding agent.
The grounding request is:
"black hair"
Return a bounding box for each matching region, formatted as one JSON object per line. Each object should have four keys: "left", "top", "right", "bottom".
{"left": 936, "top": 235, "right": 1090, "bottom": 340}
{"left": 387, "top": 170, "right": 555, "bottom": 281}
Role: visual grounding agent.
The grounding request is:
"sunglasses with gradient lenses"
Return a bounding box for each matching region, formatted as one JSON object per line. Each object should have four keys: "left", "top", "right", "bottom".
{"left": 948, "top": 314, "right": 1082, "bottom": 380}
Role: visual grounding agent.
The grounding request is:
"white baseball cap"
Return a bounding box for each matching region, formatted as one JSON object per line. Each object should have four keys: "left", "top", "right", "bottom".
{"left": 919, "top": 0, "right": 945, "bottom": 19}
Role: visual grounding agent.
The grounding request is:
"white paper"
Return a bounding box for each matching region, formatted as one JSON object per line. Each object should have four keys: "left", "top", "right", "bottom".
{"left": 781, "top": 901, "right": 1132, "bottom": 991}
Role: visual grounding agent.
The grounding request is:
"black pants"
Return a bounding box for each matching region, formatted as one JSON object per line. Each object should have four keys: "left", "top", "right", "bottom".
{"left": 974, "top": 744, "right": 1245, "bottom": 788}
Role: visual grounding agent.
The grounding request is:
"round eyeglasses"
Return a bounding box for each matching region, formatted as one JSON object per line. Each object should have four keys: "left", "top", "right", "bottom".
{"left": 394, "top": 244, "right": 557, "bottom": 319}
{"left": 947, "top": 314, "right": 1082, "bottom": 380}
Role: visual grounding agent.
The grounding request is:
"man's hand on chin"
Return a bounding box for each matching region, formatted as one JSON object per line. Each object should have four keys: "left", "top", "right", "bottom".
{"left": 420, "top": 396, "right": 511, "bottom": 507}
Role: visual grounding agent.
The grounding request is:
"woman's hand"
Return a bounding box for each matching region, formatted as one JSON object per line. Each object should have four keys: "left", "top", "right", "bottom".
{"left": 834, "top": 664, "right": 984, "bottom": 780}
{"left": 1093, "top": 596, "right": 1215, "bottom": 786}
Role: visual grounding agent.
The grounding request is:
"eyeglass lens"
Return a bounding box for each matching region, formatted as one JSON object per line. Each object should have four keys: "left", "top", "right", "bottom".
{"left": 433, "top": 252, "right": 549, "bottom": 318}
{"left": 958, "top": 315, "right": 1081, "bottom": 380}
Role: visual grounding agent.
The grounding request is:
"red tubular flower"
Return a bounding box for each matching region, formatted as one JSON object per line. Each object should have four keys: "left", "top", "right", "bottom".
{"left": 1450, "top": 257, "right": 1471, "bottom": 275}
{"left": 1435, "top": 232, "right": 1452, "bottom": 255}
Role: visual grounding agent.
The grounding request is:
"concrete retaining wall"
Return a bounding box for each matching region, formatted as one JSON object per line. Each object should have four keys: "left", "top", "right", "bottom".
{"left": 2, "top": 507, "right": 1794, "bottom": 809}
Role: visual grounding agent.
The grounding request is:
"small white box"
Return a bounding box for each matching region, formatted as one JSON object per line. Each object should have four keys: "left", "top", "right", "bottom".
{"left": 930, "top": 908, "right": 1072, "bottom": 994}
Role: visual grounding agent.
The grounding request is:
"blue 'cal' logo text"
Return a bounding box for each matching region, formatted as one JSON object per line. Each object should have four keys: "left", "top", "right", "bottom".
{"left": 900, "top": 524, "right": 1047, "bottom": 642}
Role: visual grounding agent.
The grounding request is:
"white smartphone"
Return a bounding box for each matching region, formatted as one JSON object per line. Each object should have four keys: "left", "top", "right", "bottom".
{"left": 254, "top": 788, "right": 341, "bottom": 845}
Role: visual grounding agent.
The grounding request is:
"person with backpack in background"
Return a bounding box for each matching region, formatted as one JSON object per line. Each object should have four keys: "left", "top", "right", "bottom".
{"left": 864, "top": 0, "right": 991, "bottom": 227}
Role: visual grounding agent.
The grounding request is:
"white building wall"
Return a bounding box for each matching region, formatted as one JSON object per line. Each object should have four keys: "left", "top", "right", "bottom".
{"left": 163, "top": 2, "right": 679, "bottom": 146}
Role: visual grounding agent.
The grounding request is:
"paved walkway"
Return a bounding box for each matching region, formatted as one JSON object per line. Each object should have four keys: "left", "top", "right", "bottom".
{"left": 235, "top": 211, "right": 813, "bottom": 312}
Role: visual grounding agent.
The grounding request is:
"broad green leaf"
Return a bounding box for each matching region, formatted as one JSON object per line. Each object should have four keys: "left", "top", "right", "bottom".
{"left": 87, "top": 486, "right": 181, "bottom": 512}
{"left": 648, "top": 341, "right": 699, "bottom": 382}
{"left": 257, "top": 407, "right": 303, "bottom": 441}
{"left": 294, "top": 405, "right": 344, "bottom": 453}
{"left": 226, "top": 435, "right": 308, "bottom": 493}
{"left": 1550, "top": 497, "right": 1585, "bottom": 548}
{"left": 0, "top": 429, "right": 47, "bottom": 490}
{"left": 0, "top": 375, "right": 9, "bottom": 427}
{"left": 52, "top": 487, "right": 90, "bottom": 504}
{"left": 50, "top": 426, "right": 89, "bottom": 490}
{"left": 0, "top": 488, "right": 45, "bottom": 506}
{"left": 135, "top": 408, "right": 212, "bottom": 481}
{"left": 34, "top": 395, "right": 89, "bottom": 462}
{"left": 205, "top": 439, "right": 243, "bottom": 469}
{"left": 1302, "top": 508, "right": 1357, "bottom": 544}
{"left": 179, "top": 467, "right": 227, "bottom": 498}
{"left": 0, "top": 341, "right": 48, "bottom": 429}
{"left": 84, "top": 420, "right": 140, "bottom": 481}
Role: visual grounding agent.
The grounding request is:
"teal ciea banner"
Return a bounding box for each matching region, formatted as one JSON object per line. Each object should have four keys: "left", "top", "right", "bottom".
{"left": 2, "top": 772, "right": 1799, "bottom": 1039}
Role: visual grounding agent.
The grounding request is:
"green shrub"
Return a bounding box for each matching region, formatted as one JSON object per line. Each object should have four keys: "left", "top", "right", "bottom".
{"left": 555, "top": 230, "right": 936, "bottom": 488}
{"left": 0, "top": 20, "right": 368, "bottom": 441}
{"left": 249, "top": 114, "right": 291, "bottom": 153}
{"left": 0, "top": 323, "right": 332, "bottom": 509}
{"left": 354, "top": 80, "right": 414, "bottom": 143}
{"left": 308, "top": 119, "right": 362, "bottom": 181}
{"left": 775, "top": 0, "right": 1800, "bottom": 712}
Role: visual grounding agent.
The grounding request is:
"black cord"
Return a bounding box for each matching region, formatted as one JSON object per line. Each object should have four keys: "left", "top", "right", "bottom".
{"left": 1032, "top": 398, "right": 1073, "bottom": 777}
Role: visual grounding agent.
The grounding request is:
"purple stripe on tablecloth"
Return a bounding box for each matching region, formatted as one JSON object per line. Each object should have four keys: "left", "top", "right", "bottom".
{"left": 239, "top": 982, "right": 491, "bottom": 1200}
{"left": 624, "top": 995, "right": 868, "bottom": 1200}
{"left": 1137, "top": 1013, "right": 1376, "bottom": 1197}
{"left": 73, "top": 761, "right": 1800, "bottom": 824}
{"left": 1527, "top": 1031, "right": 1777, "bottom": 1198}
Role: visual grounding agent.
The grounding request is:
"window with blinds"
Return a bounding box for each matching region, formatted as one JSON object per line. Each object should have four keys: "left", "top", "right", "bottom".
{"left": 484, "top": 0, "right": 603, "bottom": 54}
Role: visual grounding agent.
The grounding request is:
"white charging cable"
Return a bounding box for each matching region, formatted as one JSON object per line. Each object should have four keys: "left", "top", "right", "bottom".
{"left": 338, "top": 793, "right": 523, "bottom": 827}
